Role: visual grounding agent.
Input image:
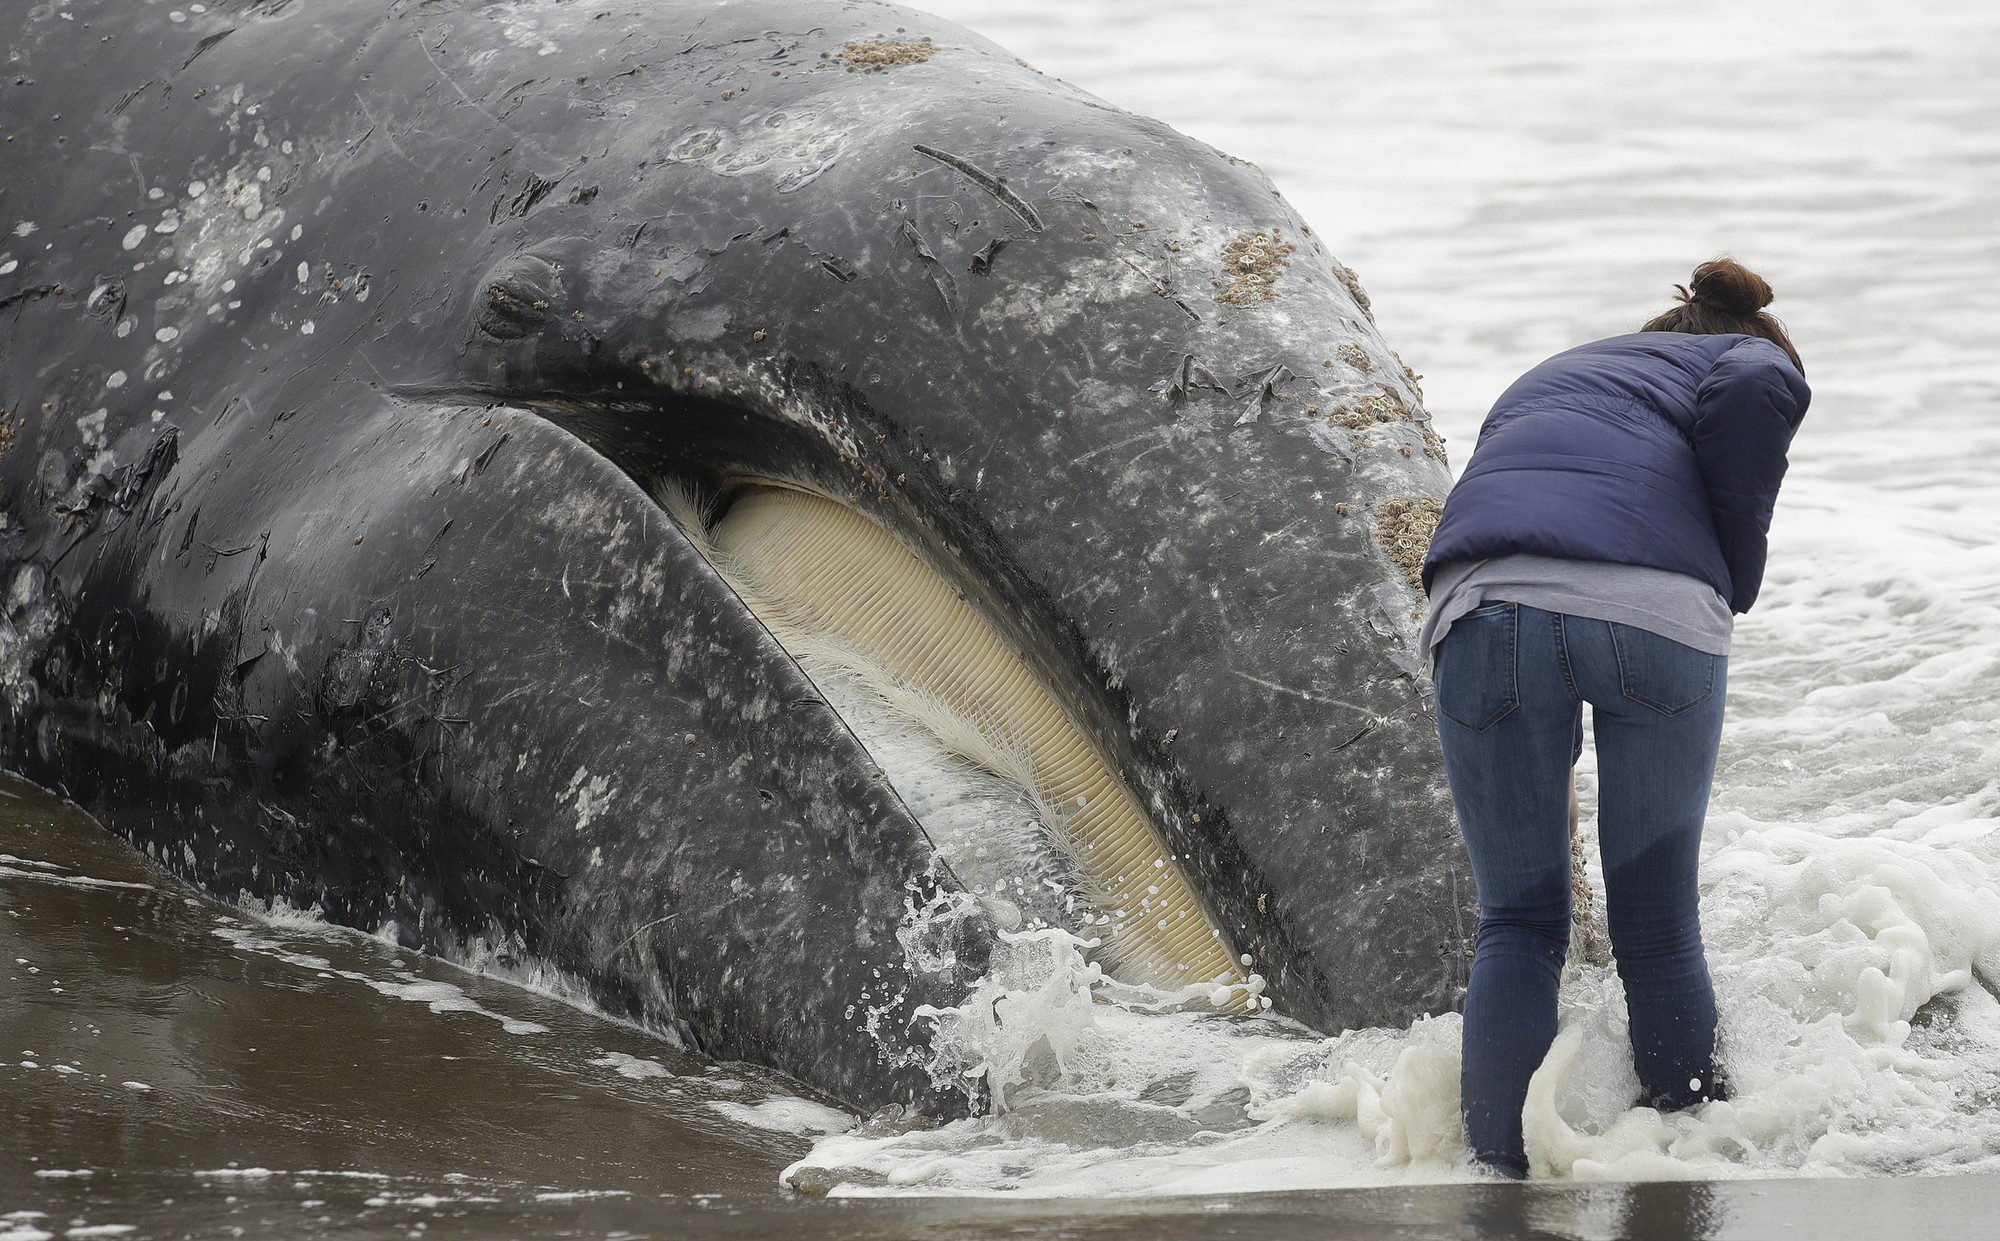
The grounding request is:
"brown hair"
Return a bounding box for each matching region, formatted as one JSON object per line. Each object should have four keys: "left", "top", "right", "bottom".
{"left": 1640, "top": 258, "right": 1803, "bottom": 374}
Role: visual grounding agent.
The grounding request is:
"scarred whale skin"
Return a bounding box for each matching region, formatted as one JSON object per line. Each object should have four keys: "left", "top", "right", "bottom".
{"left": 0, "top": 0, "right": 1473, "bottom": 1111}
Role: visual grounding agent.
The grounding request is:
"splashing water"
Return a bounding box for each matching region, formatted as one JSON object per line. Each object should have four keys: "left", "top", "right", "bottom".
{"left": 786, "top": 823, "right": 2000, "bottom": 1194}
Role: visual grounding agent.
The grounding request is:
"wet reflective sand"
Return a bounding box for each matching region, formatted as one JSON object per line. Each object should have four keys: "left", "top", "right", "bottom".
{"left": 6, "top": 776, "right": 1998, "bottom": 1238}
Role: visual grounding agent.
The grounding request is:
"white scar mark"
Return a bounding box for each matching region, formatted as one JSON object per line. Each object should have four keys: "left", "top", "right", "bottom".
{"left": 352, "top": 94, "right": 429, "bottom": 173}
{"left": 1231, "top": 670, "right": 1377, "bottom": 720}
{"left": 411, "top": 29, "right": 559, "bottom": 167}
{"left": 1069, "top": 426, "right": 1177, "bottom": 467}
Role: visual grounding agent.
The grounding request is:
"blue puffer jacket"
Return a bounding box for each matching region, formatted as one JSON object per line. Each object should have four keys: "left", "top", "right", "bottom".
{"left": 1421, "top": 332, "right": 1810, "bottom": 613}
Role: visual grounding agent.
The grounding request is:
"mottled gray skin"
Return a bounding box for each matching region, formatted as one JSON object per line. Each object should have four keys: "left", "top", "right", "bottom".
{"left": 0, "top": 0, "right": 1473, "bottom": 1111}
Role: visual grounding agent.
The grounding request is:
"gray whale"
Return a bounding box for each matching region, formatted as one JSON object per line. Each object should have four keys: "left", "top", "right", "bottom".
{"left": 0, "top": 0, "right": 1471, "bottom": 1112}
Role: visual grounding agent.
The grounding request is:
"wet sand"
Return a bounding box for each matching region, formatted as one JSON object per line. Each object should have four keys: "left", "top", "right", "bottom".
{"left": 18, "top": 1170, "right": 2000, "bottom": 1240}
{"left": 6, "top": 775, "right": 1998, "bottom": 1238}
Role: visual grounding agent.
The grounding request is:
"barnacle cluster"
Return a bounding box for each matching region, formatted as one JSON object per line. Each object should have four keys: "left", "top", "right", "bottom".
{"left": 1373, "top": 496, "right": 1444, "bottom": 593}
{"left": 1416, "top": 420, "right": 1448, "bottom": 464}
{"left": 1212, "top": 229, "right": 1297, "bottom": 306}
{"left": 1324, "top": 390, "right": 1407, "bottom": 429}
{"left": 834, "top": 36, "right": 937, "bottom": 71}
{"left": 1324, "top": 386, "right": 1447, "bottom": 464}
{"left": 1394, "top": 350, "right": 1425, "bottom": 401}
{"left": 1333, "top": 262, "right": 1372, "bottom": 315}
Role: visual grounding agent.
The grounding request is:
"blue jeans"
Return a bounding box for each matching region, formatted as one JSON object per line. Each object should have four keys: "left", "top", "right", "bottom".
{"left": 1433, "top": 602, "right": 1726, "bottom": 1178}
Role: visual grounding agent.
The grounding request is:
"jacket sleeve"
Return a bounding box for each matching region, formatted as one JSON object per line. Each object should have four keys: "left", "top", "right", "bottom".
{"left": 1691, "top": 338, "right": 1811, "bottom": 613}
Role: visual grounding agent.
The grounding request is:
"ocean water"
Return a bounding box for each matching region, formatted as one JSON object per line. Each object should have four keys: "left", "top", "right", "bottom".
{"left": 7, "top": 0, "right": 2000, "bottom": 1229}
{"left": 779, "top": 0, "right": 2000, "bottom": 1196}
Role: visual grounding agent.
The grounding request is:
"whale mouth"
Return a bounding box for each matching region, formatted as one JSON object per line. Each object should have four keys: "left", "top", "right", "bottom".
{"left": 669, "top": 481, "right": 1255, "bottom": 1007}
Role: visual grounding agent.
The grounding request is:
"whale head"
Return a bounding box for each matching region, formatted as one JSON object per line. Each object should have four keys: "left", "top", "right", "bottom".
{"left": 0, "top": 0, "right": 1473, "bottom": 1110}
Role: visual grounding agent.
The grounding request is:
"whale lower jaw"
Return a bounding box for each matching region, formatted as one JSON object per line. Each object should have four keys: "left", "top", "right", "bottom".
{"left": 669, "top": 481, "right": 1256, "bottom": 1008}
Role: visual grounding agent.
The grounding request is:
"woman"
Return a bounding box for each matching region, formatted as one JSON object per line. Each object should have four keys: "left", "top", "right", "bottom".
{"left": 1419, "top": 259, "right": 1810, "bottom": 1179}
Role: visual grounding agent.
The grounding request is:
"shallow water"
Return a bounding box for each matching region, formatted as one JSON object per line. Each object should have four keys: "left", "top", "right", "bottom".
{"left": 8, "top": 0, "right": 2000, "bottom": 1233}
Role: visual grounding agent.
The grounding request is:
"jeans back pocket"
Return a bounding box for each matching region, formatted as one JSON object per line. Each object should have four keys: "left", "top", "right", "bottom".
{"left": 1609, "top": 623, "right": 1717, "bottom": 716}
{"left": 1435, "top": 601, "right": 1520, "bottom": 731}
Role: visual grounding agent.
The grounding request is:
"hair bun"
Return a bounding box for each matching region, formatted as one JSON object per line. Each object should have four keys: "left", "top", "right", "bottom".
{"left": 1683, "top": 258, "right": 1774, "bottom": 316}
{"left": 1643, "top": 256, "right": 1801, "bottom": 372}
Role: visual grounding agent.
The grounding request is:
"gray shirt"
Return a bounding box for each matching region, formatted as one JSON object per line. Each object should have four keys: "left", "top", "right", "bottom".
{"left": 1419, "top": 553, "right": 1733, "bottom": 674}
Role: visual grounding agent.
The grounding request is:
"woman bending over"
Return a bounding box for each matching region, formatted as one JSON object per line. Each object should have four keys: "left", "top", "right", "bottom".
{"left": 1420, "top": 259, "right": 1810, "bottom": 1179}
